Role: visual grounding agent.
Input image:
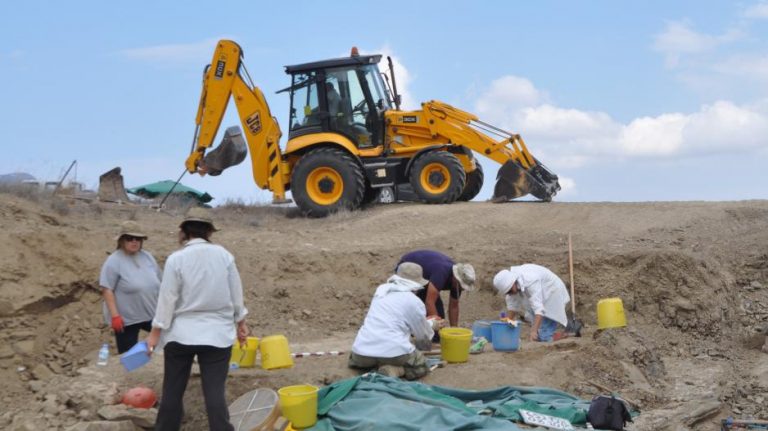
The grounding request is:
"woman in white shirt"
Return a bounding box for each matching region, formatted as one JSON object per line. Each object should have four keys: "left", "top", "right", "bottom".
{"left": 493, "top": 263, "right": 571, "bottom": 342}
{"left": 147, "top": 208, "right": 248, "bottom": 431}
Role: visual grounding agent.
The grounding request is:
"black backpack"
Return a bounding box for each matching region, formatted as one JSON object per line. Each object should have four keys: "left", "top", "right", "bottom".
{"left": 587, "top": 395, "right": 632, "bottom": 430}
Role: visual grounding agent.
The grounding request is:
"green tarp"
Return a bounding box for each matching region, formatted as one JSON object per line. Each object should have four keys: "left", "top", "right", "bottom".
{"left": 126, "top": 180, "right": 213, "bottom": 203}
{"left": 307, "top": 374, "right": 594, "bottom": 430}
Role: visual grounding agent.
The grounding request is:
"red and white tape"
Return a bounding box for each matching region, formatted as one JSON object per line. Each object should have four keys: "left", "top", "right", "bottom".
{"left": 291, "top": 351, "right": 345, "bottom": 358}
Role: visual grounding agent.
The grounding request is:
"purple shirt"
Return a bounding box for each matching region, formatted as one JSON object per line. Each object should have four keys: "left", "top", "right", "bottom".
{"left": 398, "top": 250, "right": 460, "bottom": 299}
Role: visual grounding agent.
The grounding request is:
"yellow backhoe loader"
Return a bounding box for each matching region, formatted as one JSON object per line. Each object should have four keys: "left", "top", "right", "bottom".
{"left": 186, "top": 40, "right": 560, "bottom": 216}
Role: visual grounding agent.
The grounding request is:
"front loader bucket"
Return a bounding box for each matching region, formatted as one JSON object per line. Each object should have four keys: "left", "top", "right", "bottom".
{"left": 492, "top": 161, "right": 560, "bottom": 202}
{"left": 202, "top": 126, "right": 248, "bottom": 176}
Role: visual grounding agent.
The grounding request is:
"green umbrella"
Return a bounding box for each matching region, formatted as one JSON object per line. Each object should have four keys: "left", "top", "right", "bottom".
{"left": 127, "top": 180, "right": 213, "bottom": 203}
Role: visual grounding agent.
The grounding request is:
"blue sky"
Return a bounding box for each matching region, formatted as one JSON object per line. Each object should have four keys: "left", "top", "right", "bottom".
{"left": 2, "top": 1, "right": 767, "bottom": 204}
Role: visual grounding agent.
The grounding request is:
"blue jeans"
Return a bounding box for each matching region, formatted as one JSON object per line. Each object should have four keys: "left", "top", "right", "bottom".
{"left": 537, "top": 317, "right": 559, "bottom": 342}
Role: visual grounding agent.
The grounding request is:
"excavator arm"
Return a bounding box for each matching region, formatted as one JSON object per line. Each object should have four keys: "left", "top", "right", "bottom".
{"left": 409, "top": 100, "right": 560, "bottom": 201}
{"left": 186, "top": 40, "right": 288, "bottom": 201}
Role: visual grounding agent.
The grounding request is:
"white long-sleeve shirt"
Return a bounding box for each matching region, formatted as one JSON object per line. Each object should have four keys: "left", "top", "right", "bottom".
{"left": 352, "top": 278, "right": 434, "bottom": 358}
{"left": 505, "top": 264, "right": 570, "bottom": 326}
{"left": 152, "top": 238, "right": 248, "bottom": 348}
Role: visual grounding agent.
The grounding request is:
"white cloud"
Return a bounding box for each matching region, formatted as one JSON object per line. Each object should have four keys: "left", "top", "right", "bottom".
{"left": 472, "top": 76, "right": 768, "bottom": 165}
{"left": 119, "top": 37, "right": 225, "bottom": 65}
{"left": 556, "top": 176, "right": 576, "bottom": 196}
{"left": 652, "top": 20, "right": 743, "bottom": 67}
{"left": 744, "top": 1, "right": 768, "bottom": 19}
{"left": 712, "top": 53, "right": 768, "bottom": 84}
{"left": 366, "top": 46, "right": 417, "bottom": 111}
{"left": 619, "top": 113, "right": 687, "bottom": 156}
{"left": 475, "top": 76, "right": 546, "bottom": 124}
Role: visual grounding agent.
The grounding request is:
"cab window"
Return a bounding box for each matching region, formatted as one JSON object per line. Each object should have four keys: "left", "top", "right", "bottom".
{"left": 289, "top": 72, "right": 320, "bottom": 130}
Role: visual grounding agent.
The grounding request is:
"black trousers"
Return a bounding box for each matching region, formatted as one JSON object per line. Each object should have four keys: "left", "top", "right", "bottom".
{"left": 115, "top": 321, "right": 152, "bottom": 354}
{"left": 155, "top": 342, "right": 234, "bottom": 431}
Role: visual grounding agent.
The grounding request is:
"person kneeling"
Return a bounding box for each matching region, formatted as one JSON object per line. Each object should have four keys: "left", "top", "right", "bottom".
{"left": 348, "top": 263, "right": 441, "bottom": 380}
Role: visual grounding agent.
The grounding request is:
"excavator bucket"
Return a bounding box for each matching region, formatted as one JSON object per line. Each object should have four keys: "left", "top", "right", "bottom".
{"left": 492, "top": 160, "right": 560, "bottom": 202}
{"left": 202, "top": 126, "right": 248, "bottom": 176}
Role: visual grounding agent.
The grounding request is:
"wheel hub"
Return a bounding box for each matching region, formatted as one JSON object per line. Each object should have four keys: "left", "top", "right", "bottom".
{"left": 318, "top": 177, "right": 335, "bottom": 193}
{"left": 428, "top": 171, "right": 445, "bottom": 187}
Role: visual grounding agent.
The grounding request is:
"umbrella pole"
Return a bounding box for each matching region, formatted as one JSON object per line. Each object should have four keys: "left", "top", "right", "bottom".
{"left": 158, "top": 169, "right": 187, "bottom": 210}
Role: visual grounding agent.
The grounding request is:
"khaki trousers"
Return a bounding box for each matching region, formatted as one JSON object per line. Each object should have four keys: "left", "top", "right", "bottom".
{"left": 348, "top": 349, "right": 428, "bottom": 380}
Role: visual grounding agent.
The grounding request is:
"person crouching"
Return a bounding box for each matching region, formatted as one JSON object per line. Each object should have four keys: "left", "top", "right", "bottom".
{"left": 348, "top": 262, "right": 442, "bottom": 380}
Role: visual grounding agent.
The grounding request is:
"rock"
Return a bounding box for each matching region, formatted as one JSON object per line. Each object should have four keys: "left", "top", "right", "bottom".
{"left": 750, "top": 281, "right": 763, "bottom": 290}
{"left": 10, "top": 422, "right": 38, "bottom": 431}
{"left": 66, "top": 420, "right": 140, "bottom": 431}
{"left": 31, "top": 364, "right": 55, "bottom": 380}
{"left": 301, "top": 309, "right": 312, "bottom": 318}
{"left": 78, "top": 409, "right": 92, "bottom": 420}
{"left": 13, "top": 340, "right": 35, "bottom": 355}
{"left": 28, "top": 380, "right": 44, "bottom": 393}
{"left": 97, "top": 404, "right": 157, "bottom": 428}
{"left": 0, "top": 346, "right": 15, "bottom": 359}
{"left": 0, "top": 300, "right": 14, "bottom": 317}
{"left": 682, "top": 401, "right": 721, "bottom": 426}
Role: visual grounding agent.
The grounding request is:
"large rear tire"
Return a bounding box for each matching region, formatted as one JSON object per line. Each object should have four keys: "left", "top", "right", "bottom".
{"left": 409, "top": 151, "right": 466, "bottom": 204}
{"left": 457, "top": 162, "right": 484, "bottom": 201}
{"left": 291, "top": 147, "right": 365, "bottom": 217}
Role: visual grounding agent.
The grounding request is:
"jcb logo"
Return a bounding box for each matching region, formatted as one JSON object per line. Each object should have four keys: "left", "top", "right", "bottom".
{"left": 401, "top": 115, "right": 418, "bottom": 123}
{"left": 246, "top": 112, "right": 262, "bottom": 134}
{"left": 214, "top": 60, "right": 226, "bottom": 79}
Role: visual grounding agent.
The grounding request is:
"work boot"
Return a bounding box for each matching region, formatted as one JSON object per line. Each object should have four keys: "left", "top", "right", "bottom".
{"left": 377, "top": 365, "right": 405, "bottom": 378}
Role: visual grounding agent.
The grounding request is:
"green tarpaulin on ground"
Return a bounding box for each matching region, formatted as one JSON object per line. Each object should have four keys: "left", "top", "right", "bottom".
{"left": 306, "top": 373, "right": 595, "bottom": 430}
{"left": 126, "top": 180, "right": 213, "bottom": 203}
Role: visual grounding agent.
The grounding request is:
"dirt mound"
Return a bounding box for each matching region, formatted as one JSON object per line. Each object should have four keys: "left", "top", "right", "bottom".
{"left": 0, "top": 194, "right": 766, "bottom": 430}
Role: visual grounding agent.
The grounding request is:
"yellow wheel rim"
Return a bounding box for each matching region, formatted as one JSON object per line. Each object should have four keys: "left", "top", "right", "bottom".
{"left": 420, "top": 162, "right": 450, "bottom": 194}
{"left": 306, "top": 167, "right": 343, "bottom": 205}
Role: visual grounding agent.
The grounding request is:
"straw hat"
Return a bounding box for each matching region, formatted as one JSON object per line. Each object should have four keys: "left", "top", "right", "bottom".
{"left": 396, "top": 262, "right": 429, "bottom": 286}
{"left": 114, "top": 220, "right": 148, "bottom": 241}
{"left": 181, "top": 207, "right": 217, "bottom": 231}
{"left": 452, "top": 263, "right": 476, "bottom": 292}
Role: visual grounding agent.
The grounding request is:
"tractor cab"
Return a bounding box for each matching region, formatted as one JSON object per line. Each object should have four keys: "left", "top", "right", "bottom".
{"left": 282, "top": 50, "right": 392, "bottom": 148}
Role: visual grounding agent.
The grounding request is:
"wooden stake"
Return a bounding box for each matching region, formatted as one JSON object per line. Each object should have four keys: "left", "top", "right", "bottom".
{"left": 568, "top": 233, "right": 575, "bottom": 314}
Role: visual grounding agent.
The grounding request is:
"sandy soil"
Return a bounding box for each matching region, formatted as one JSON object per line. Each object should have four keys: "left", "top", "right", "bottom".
{"left": 1, "top": 193, "right": 767, "bottom": 430}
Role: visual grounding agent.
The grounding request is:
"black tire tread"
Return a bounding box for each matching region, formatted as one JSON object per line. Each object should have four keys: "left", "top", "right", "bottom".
{"left": 292, "top": 147, "right": 365, "bottom": 217}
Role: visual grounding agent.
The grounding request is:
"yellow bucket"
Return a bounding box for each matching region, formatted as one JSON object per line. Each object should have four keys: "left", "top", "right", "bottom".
{"left": 230, "top": 336, "right": 259, "bottom": 368}
{"left": 439, "top": 328, "right": 472, "bottom": 363}
{"left": 597, "top": 297, "right": 627, "bottom": 329}
{"left": 260, "top": 335, "right": 294, "bottom": 370}
{"left": 278, "top": 385, "right": 318, "bottom": 429}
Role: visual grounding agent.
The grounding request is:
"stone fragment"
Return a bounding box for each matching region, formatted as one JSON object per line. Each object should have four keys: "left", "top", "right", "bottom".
{"left": 98, "top": 404, "right": 157, "bottom": 428}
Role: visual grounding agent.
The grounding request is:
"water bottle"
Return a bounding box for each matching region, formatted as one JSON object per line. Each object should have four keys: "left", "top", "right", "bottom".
{"left": 97, "top": 343, "right": 109, "bottom": 366}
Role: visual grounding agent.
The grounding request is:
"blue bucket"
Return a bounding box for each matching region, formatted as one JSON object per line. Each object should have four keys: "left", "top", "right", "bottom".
{"left": 472, "top": 320, "right": 493, "bottom": 342}
{"left": 491, "top": 321, "right": 520, "bottom": 352}
{"left": 120, "top": 341, "right": 151, "bottom": 372}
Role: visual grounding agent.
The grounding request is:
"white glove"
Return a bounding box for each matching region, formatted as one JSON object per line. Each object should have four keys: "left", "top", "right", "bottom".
{"left": 428, "top": 317, "right": 446, "bottom": 332}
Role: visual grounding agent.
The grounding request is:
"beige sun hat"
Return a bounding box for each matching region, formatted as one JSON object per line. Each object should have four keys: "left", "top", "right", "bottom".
{"left": 114, "top": 220, "right": 148, "bottom": 241}
{"left": 180, "top": 207, "right": 218, "bottom": 231}
{"left": 452, "top": 263, "right": 476, "bottom": 292}
{"left": 396, "top": 262, "right": 429, "bottom": 286}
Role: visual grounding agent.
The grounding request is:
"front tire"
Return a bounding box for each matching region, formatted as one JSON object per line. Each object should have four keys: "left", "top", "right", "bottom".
{"left": 291, "top": 147, "right": 365, "bottom": 217}
{"left": 457, "top": 162, "right": 484, "bottom": 201}
{"left": 409, "top": 151, "right": 466, "bottom": 204}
